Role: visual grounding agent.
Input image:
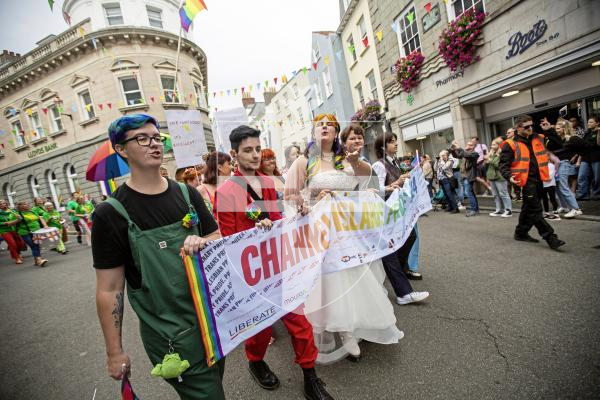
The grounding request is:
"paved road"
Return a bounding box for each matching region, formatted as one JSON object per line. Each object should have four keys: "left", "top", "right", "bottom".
{"left": 1, "top": 213, "right": 599, "bottom": 400}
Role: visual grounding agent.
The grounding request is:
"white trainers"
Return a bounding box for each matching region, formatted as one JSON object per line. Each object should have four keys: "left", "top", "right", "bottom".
{"left": 396, "top": 291, "right": 430, "bottom": 305}
{"left": 556, "top": 207, "right": 568, "bottom": 214}
{"left": 489, "top": 210, "right": 503, "bottom": 217}
{"left": 563, "top": 209, "right": 582, "bottom": 219}
{"left": 458, "top": 203, "right": 466, "bottom": 210}
{"left": 501, "top": 210, "right": 513, "bottom": 218}
{"left": 340, "top": 332, "right": 360, "bottom": 357}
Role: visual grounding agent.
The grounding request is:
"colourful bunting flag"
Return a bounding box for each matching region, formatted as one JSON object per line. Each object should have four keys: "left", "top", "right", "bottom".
{"left": 48, "top": 0, "right": 54, "bottom": 11}
{"left": 274, "top": 77, "right": 278, "bottom": 85}
{"left": 425, "top": 2, "right": 432, "bottom": 12}
{"left": 348, "top": 44, "right": 355, "bottom": 54}
{"left": 407, "top": 11, "right": 415, "bottom": 24}
{"left": 98, "top": 104, "right": 104, "bottom": 110}
{"left": 179, "top": 0, "right": 208, "bottom": 32}
{"left": 58, "top": 106, "right": 64, "bottom": 114}
{"left": 302, "top": 67, "right": 307, "bottom": 74}
{"left": 376, "top": 30, "right": 383, "bottom": 42}
{"left": 282, "top": 75, "right": 288, "bottom": 84}
{"left": 324, "top": 56, "right": 329, "bottom": 65}
{"left": 219, "top": 91, "right": 224, "bottom": 97}
{"left": 42, "top": 108, "right": 48, "bottom": 115}
{"left": 78, "top": 27, "right": 86, "bottom": 38}
{"left": 264, "top": 80, "right": 269, "bottom": 88}
{"left": 150, "top": 96, "right": 155, "bottom": 103}
{"left": 63, "top": 11, "right": 71, "bottom": 26}
{"left": 313, "top": 62, "right": 318, "bottom": 70}
{"left": 234, "top": 88, "right": 237, "bottom": 95}
{"left": 249, "top": 84, "right": 253, "bottom": 92}
{"left": 226, "top": 90, "right": 230, "bottom": 96}
{"left": 26, "top": 109, "right": 32, "bottom": 116}
{"left": 362, "top": 36, "right": 369, "bottom": 48}
{"left": 241, "top": 87, "right": 245, "bottom": 93}
{"left": 391, "top": 22, "right": 398, "bottom": 33}
{"left": 213, "top": 92, "right": 216, "bottom": 98}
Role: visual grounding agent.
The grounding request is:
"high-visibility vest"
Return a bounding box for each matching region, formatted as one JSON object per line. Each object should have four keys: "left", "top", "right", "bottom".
{"left": 504, "top": 135, "right": 550, "bottom": 187}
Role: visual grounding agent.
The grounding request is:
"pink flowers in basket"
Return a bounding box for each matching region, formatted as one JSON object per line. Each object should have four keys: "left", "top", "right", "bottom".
{"left": 394, "top": 50, "right": 425, "bottom": 93}
{"left": 438, "top": 9, "right": 486, "bottom": 72}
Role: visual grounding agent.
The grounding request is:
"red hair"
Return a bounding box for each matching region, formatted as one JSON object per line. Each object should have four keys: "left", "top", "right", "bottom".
{"left": 259, "top": 148, "right": 281, "bottom": 176}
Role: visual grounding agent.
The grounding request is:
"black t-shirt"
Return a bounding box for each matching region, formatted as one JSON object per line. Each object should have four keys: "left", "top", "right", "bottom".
{"left": 91, "top": 179, "right": 218, "bottom": 289}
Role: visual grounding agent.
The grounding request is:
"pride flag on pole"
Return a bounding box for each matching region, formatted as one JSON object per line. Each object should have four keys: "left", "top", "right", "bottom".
{"left": 179, "top": 0, "right": 208, "bottom": 32}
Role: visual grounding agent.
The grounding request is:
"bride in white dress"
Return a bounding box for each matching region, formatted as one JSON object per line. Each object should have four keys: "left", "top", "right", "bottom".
{"left": 284, "top": 114, "right": 404, "bottom": 364}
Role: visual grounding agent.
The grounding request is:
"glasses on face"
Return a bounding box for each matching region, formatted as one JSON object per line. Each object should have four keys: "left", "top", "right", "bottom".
{"left": 521, "top": 124, "right": 533, "bottom": 131}
{"left": 120, "top": 134, "right": 166, "bottom": 147}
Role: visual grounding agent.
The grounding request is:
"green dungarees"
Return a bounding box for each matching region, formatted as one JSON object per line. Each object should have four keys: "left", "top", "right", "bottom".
{"left": 106, "top": 183, "right": 225, "bottom": 400}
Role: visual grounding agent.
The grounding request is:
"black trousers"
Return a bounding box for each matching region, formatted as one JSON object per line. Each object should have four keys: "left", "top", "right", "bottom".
{"left": 542, "top": 186, "right": 558, "bottom": 212}
{"left": 516, "top": 179, "right": 555, "bottom": 239}
{"left": 381, "top": 228, "right": 416, "bottom": 298}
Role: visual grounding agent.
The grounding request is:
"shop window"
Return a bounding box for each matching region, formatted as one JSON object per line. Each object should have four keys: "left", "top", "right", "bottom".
{"left": 48, "top": 105, "right": 64, "bottom": 133}
{"left": 28, "top": 175, "right": 40, "bottom": 198}
{"left": 3, "top": 183, "right": 16, "bottom": 208}
{"left": 120, "top": 77, "right": 143, "bottom": 106}
{"left": 355, "top": 82, "right": 365, "bottom": 107}
{"left": 447, "top": 0, "right": 485, "bottom": 21}
{"left": 367, "top": 70, "right": 378, "bottom": 100}
{"left": 322, "top": 67, "right": 333, "bottom": 98}
{"left": 160, "top": 75, "right": 180, "bottom": 103}
{"left": 586, "top": 96, "right": 600, "bottom": 120}
{"left": 64, "top": 163, "right": 79, "bottom": 194}
{"left": 104, "top": 3, "right": 124, "bottom": 26}
{"left": 11, "top": 120, "right": 26, "bottom": 147}
{"left": 46, "top": 170, "right": 62, "bottom": 210}
{"left": 347, "top": 35, "right": 357, "bottom": 63}
{"left": 147, "top": 6, "right": 163, "bottom": 29}
{"left": 29, "top": 111, "right": 45, "bottom": 140}
{"left": 395, "top": 5, "right": 421, "bottom": 57}
{"left": 79, "top": 89, "right": 95, "bottom": 120}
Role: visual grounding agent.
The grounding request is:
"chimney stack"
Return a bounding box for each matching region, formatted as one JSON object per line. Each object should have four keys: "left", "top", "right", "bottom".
{"left": 263, "top": 87, "right": 277, "bottom": 106}
{"left": 0, "top": 50, "right": 21, "bottom": 67}
{"left": 242, "top": 92, "right": 256, "bottom": 109}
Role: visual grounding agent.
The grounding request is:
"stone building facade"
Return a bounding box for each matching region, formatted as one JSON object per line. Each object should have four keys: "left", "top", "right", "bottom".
{"left": 369, "top": 0, "right": 600, "bottom": 157}
{"left": 0, "top": 0, "right": 211, "bottom": 209}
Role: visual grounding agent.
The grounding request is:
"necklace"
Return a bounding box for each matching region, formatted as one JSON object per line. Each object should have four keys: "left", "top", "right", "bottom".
{"left": 320, "top": 152, "right": 334, "bottom": 162}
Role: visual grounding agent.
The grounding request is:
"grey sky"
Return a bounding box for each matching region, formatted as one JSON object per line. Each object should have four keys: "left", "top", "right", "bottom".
{"left": 0, "top": 0, "right": 340, "bottom": 111}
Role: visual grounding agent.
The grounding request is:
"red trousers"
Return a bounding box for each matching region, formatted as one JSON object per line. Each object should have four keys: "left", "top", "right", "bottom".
{"left": 1, "top": 232, "right": 21, "bottom": 260}
{"left": 245, "top": 312, "right": 318, "bottom": 369}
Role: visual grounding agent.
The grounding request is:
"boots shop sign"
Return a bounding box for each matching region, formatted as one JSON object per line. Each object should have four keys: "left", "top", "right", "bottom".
{"left": 506, "top": 19, "right": 548, "bottom": 59}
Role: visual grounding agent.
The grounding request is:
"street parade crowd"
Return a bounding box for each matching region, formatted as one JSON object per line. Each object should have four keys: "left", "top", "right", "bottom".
{"left": 0, "top": 111, "right": 598, "bottom": 399}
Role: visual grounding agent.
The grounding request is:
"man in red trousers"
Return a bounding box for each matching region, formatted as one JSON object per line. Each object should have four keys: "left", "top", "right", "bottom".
{"left": 213, "top": 125, "right": 333, "bottom": 400}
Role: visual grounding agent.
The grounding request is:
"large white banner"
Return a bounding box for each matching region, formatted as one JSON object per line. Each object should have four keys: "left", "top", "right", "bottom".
{"left": 187, "top": 168, "right": 432, "bottom": 366}
{"left": 211, "top": 107, "right": 249, "bottom": 154}
{"left": 165, "top": 110, "right": 208, "bottom": 168}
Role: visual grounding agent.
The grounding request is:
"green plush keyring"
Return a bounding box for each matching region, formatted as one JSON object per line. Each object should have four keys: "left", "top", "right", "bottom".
{"left": 151, "top": 353, "right": 190, "bottom": 380}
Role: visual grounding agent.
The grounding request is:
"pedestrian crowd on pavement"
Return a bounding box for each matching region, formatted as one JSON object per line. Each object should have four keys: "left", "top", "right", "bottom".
{"left": 0, "top": 191, "right": 98, "bottom": 266}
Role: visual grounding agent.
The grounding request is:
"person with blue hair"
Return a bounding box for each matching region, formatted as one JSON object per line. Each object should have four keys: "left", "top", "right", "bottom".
{"left": 92, "top": 114, "right": 225, "bottom": 399}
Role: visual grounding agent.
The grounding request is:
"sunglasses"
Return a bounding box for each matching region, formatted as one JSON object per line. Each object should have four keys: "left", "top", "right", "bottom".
{"left": 521, "top": 124, "right": 533, "bottom": 130}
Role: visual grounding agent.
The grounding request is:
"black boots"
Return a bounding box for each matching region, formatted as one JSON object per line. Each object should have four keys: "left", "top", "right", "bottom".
{"left": 303, "top": 368, "right": 334, "bottom": 400}
{"left": 248, "top": 360, "right": 279, "bottom": 390}
{"left": 514, "top": 234, "right": 539, "bottom": 243}
{"left": 545, "top": 234, "right": 566, "bottom": 251}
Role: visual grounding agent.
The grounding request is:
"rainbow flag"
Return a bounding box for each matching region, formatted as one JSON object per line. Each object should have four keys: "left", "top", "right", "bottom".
{"left": 105, "top": 178, "right": 117, "bottom": 194}
{"left": 179, "top": 0, "right": 208, "bottom": 32}
{"left": 182, "top": 251, "right": 223, "bottom": 367}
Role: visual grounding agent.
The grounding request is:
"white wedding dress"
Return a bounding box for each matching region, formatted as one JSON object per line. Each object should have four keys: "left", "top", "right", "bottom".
{"left": 302, "top": 168, "right": 403, "bottom": 364}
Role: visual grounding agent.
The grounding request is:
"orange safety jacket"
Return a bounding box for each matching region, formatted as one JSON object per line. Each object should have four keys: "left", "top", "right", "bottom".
{"left": 504, "top": 135, "right": 550, "bottom": 187}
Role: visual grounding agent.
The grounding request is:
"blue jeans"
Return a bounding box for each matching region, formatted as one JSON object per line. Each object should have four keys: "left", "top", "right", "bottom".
{"left": 463, "top": 178, "right": 479, "bottom": 211}
{"left": 440, "top": 178, "right": 458, "bottom": 211}
{"left": 408, "top": 225, "right": 419, "bottom": 272}
{"left": 576, "top": 160, "right": 600, "bottom": 199}
{"left": 557, "top": 160, "right": 580, "bottom": 210}
{"left": 20, "top": 234, "right": 41, "bottom": 258}
{"left": 453, "top": 170, "right": 464, "bottom": 202}
{"left": 490, "top": 180, "right": 512, "bottom": 211}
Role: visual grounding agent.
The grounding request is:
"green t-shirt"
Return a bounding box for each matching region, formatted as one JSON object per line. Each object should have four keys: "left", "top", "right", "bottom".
{"left": 31, "top": 206, "right": 46, "bottom": 216}
{"left": 0, "top": 209, "right": 18, "bottom": 234}
{"left": 67, "top": 200, "right": 80, "bottom": 222}
{"left": 43, "top": 210, "right": 63, "bottom": 230}
{"left": 84, "top": 202, "right": 94, "bottom": 214}
{"left": 17, "top": 211, "right": 42, "bottom": 236}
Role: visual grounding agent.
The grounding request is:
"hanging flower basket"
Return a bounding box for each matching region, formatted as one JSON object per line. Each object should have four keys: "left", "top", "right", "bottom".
{"left": 394, "top": 51, "right": 425, "bottom": 93}
{"left": 351, "top": 99, "right": 382, "bottom": 128}
{"left": 438, "top": 9, "right": 486, "bottom": 72}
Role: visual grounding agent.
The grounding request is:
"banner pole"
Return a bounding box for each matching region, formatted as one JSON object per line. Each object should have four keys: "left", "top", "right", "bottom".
{"left": 174, "top": 0, "right": 185, "bottom": 103}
